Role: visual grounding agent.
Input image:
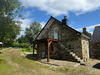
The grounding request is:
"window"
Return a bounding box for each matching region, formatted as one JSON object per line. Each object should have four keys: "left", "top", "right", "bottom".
{"left": 54, "top": 27, "right": 58, "bottom": 39}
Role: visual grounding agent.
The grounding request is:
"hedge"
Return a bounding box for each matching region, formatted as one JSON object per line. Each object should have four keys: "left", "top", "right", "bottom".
{"left": 12, "top": 43, "right": 30, "bottom": 48}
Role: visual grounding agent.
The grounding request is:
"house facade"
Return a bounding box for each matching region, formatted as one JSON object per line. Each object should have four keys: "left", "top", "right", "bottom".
{"left": 90, "top": 25, "right": 100, "bottom": 59}
{"left": 33, "top": 16, "right": 90, "bottom": 62}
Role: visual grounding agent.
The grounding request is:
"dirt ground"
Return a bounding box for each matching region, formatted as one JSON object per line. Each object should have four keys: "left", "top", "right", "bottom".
{"left": 0, "top": 48, "right": 100, "bottom": 75}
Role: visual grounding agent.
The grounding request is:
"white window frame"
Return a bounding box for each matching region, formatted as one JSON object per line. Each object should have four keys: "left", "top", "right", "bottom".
{"left": 53, "top": 27, "right": 58, "bottom": 39}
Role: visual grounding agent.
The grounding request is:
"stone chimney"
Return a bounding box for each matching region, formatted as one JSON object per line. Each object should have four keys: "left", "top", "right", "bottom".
{"left": 83, "top": 27, "right": 87, "bottom": 34}
{"left": 82, "top": 27, "right": 91, "bottom": 37}
{"left": 62, "top": 16, "right": 68, "bottom": 25}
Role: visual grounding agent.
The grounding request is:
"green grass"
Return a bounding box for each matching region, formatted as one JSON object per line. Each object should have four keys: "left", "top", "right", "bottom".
{"left": 0, "top": 56, "right": 12, "bottom": 74}
{"left": 0, "top": 48, "right": 99, "bottom": 75}
{"left": 0, "top": 48, "right": 3, "bottom": 50}
{"left": 12, "top": 58, "right": 25, "bottom": 66}
{"left": 64, "top": 67, "right": 70, "bottom": 71}
{"left": 21, "top": 48, "right": 37, "bottom": 54}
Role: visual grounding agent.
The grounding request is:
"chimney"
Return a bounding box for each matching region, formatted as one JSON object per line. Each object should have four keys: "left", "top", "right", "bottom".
{"left": 83, "top": 27, "right": 87, "bottom": 34}
{"left": 62, "top": 16, "right": 68, "bottom": 25}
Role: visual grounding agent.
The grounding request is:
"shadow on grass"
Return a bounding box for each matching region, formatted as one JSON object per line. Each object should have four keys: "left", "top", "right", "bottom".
{"left": 40, "top": 61, "right": 59, "bottom": 66}
{"left": 93, "top": 63, "right": 100, "bottom": 69}
{"left": 25, "top": 54, "right": 37, "bottom": 61}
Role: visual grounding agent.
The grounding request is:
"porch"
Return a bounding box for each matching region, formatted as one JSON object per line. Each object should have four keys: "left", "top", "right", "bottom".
{"left": 33, "top": 38, "right": 58, "bottom": 62}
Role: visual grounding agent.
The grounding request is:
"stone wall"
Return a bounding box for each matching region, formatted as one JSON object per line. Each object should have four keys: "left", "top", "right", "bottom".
{"left": 38, "top": 43, "right": 46, "bottom": 59}
{"left": 38, "top": 20, "right": 83, "bottom": 60}
{"left": 90, "top": 42, "right": 100, "bottom": 59}
{"left": 49, "top": 42, "right": 79, "bottom": 62}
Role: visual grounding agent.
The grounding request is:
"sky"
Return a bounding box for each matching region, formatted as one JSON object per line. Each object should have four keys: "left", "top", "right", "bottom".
{"left": 18, "top": 0, "right": 100, "bottom": 37}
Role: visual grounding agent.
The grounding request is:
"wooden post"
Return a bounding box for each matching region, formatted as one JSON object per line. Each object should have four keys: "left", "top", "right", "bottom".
{"left": 45, "top": 42, "right": 47, "bottom": 55}
{"left": 33, "top": 42, "right": 35, "bottom": 56}
{"left": 47, "top": 41, "right": 50, "bottom": 62}
{"left": 37, "top": 43, "right": 39, "bottom": 60}
{"left": 49, "top": 40, "right": 52, "bottom": 46}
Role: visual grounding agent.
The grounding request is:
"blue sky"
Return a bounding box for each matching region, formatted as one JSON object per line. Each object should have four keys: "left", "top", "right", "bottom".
{"left": 18, "top": 0, "right": 100, "bottom": 37}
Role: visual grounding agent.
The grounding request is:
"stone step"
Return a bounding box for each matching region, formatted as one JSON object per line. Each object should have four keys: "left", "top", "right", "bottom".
{"left": 71, "top": 53, "right": 76, "bottom": 56}
{"left": 56, "top": 42, "right": 85, "bottom": 64}
{"left": 75, "top": 56, "right": 80, "bottom": 60}
{"left": 69, "top": 52, "right": 83, "bottom": 62}
{"left": 69, "top": 52, "right": 73, "bottom": 54}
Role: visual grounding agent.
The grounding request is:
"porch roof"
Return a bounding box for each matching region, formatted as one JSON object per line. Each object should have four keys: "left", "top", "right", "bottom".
{"left": 33, "top": 38, "right": 58, "bottom": 43}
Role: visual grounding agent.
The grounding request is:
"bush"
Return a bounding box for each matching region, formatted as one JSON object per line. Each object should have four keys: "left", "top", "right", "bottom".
{"left": 12, "top": 43, "right": 30, "bottom": 48}
{"left": 12, "top": 43, "right": 20, "bottom": 47}
{"left": 20, "top": 43, "right": 30, "bottom": 48}
{"left": 21, "top": 48, "right": 34, "bottom": 52}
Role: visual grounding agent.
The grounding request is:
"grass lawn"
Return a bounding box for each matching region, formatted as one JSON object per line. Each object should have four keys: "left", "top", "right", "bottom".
{"left": 0, "top": 48, "right": 100, "bottom": 75}
{"left": 21, "top": 48, "right": 37, "bottom": 54}
{"left": 0, "top": 56, "right": 12, "bottom": 74}
{"left": 0, "top": 48, "right": 5, "bottom": 50}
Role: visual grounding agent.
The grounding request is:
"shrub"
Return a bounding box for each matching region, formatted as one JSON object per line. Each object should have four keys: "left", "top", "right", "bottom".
{"left": 12, "top": 43, "right": 20, "bottom": 47}
{"left": 26, "top": 47, "right": 31, "bottom": 51}
{"left": 12, "top": 43, "right": 30, "bottom": 48}
{"left": 21, "top": 48, "right": 33, "bottom": 52}
{"left": 20, "top": 43, "right": 30, "bottom": 48}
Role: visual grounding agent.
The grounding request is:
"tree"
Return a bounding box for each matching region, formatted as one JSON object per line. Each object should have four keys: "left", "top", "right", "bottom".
{"left": 17, "top": 35, "right": 28, "bottom": 43}
{"left": 25, "top": 21, "right": 42, "bottom": 44}
{"left": 0, "top": 0, "right": 24, "bottom": 18}
{"left": 0, "top": 0, "right": 24, "bottom": 47}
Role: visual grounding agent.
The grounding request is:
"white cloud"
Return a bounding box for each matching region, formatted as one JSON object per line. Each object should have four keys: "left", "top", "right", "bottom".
{"left": 19, "top": 18, "right": 33, "bottom": 30}
{"left": 20, "top": 0, "right": 100, "bottom": 16}
{"left": 19, "top": 21, "right": 46, "bottom": 37}
{"left": 17, "top": 18, "right": 34, "bottom": 36}
{"left": 76, "top": 24, "right": 100, "bottom": 34}
{"left": 40, "top": 22, "right": 46, "bottom": 28}
{"left": 23, "top": 11, "right": 32, "bottom": 18}
{"left": 19, "top": 11, "right": 34, "bottom": 36}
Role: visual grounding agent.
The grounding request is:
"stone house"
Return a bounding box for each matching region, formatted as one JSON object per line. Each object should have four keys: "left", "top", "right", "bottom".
{"left": 33, "top": 16, "right": 90, "bottom": 62}
{"left": 90, "top": 25, "right": 100, "bottom": 59}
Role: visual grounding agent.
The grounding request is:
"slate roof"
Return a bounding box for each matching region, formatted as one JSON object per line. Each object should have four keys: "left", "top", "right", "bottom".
{"left": 91, "top": 25, "right": 100, "bottom": 42}
{"left": 35, "top": 16, "right": 90, "bottom": 40}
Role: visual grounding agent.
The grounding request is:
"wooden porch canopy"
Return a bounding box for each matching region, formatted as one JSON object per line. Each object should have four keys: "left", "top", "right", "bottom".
{"left": 33, "top": 38, "right": 58, "bottom": 62}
